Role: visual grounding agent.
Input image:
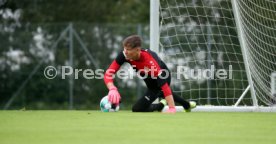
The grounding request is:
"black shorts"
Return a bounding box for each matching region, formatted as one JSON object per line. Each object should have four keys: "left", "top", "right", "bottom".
{"left": 131, "top": 89, "right": 164, "bottom": 112}
{"left": 132, "top": 72, "right": 172, "bottom": 112}
{"left": 131, "top": 71, "right": 190, "bottom": 112}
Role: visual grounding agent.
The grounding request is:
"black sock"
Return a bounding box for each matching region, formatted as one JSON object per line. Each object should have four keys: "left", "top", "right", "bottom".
{"left": 172, "top": 92, "right": 190, "bottom": 109}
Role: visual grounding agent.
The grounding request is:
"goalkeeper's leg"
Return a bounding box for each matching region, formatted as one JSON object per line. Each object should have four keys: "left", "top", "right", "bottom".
{"left": 172, "top": 92, "right": 196, "bottom": 111}
{"left": 132, "top": 90, "right": 165, "bottom": 112}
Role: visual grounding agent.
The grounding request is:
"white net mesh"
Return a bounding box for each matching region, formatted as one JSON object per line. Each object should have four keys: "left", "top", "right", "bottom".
{"left": 159, "top": 0, "right": 276, "bottom": 106}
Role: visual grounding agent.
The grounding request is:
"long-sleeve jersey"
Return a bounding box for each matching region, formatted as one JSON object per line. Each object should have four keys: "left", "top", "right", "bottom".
{"left": 104, "top": 49, "right": 172, "bottom": 97}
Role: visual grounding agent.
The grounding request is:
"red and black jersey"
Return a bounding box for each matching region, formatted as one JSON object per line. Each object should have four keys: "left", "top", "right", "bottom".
{"left": 104, "top": 49, "right": 172, "bottom": 97}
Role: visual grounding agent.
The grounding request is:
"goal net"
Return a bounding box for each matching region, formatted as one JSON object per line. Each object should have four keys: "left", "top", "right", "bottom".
{"left": 234, "top": 0, "right": 276, "bottom": 105}
{"left": 153, "top": 0, "right": 276, "bottom": 110}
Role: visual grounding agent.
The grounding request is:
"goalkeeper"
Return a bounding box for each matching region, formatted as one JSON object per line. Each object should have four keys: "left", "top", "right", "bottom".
{"left": 104, "top": 35, "right": 196, "bottom": 113}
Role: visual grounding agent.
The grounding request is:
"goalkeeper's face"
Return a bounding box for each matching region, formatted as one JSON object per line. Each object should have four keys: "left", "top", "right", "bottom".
{"left": 123, "top": 46, "right": 141, "bottom": 60}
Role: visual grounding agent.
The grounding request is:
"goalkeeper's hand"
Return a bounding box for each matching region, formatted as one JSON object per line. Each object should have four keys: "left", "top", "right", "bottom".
{"left": 108, "top": 86, "right": 121, "bottom": 104}
{"left": 163, "top": 106, "right": 176, "bottom": 114}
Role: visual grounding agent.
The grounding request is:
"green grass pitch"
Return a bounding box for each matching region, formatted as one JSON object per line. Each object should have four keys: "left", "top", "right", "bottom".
{"left": 0, "top": 111, "right": 275, "bottom": 144}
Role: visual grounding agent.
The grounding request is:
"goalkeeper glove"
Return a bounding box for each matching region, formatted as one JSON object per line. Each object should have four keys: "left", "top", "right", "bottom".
{"left": 163, "top": 106, "right": 176, "bottom": 114}
{"left": 108, "top": 86, "right": 121, "bottom": 104}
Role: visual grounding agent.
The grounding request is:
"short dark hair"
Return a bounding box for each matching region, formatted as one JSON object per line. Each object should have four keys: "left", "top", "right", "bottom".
{"left": 123, "top": 35, "right": 142, "bottom": 48}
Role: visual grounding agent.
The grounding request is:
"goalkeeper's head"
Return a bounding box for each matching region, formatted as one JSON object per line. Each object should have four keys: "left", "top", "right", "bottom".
{"left": 122, "top": 35, "right": 142, "bottom": 60}
{"left": 123, "top": 35, "right": 142, "bottom": 49}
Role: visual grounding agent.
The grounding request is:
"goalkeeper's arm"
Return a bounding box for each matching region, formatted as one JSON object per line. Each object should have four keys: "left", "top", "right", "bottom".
{"left": 104, "top": 60, "right": 121, "bottom": 104}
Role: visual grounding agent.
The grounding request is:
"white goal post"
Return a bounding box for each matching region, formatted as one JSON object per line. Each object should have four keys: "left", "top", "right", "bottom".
{"left": 272, "top": 72, "right": 276, "bottom": 100}
{"left": 151, "top": 0, "right": 276, "bottom": 112}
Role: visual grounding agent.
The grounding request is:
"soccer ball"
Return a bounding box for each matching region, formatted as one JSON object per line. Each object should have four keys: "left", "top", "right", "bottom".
{"left": 100, "top": 96, "right": 119, "bottom": 112}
